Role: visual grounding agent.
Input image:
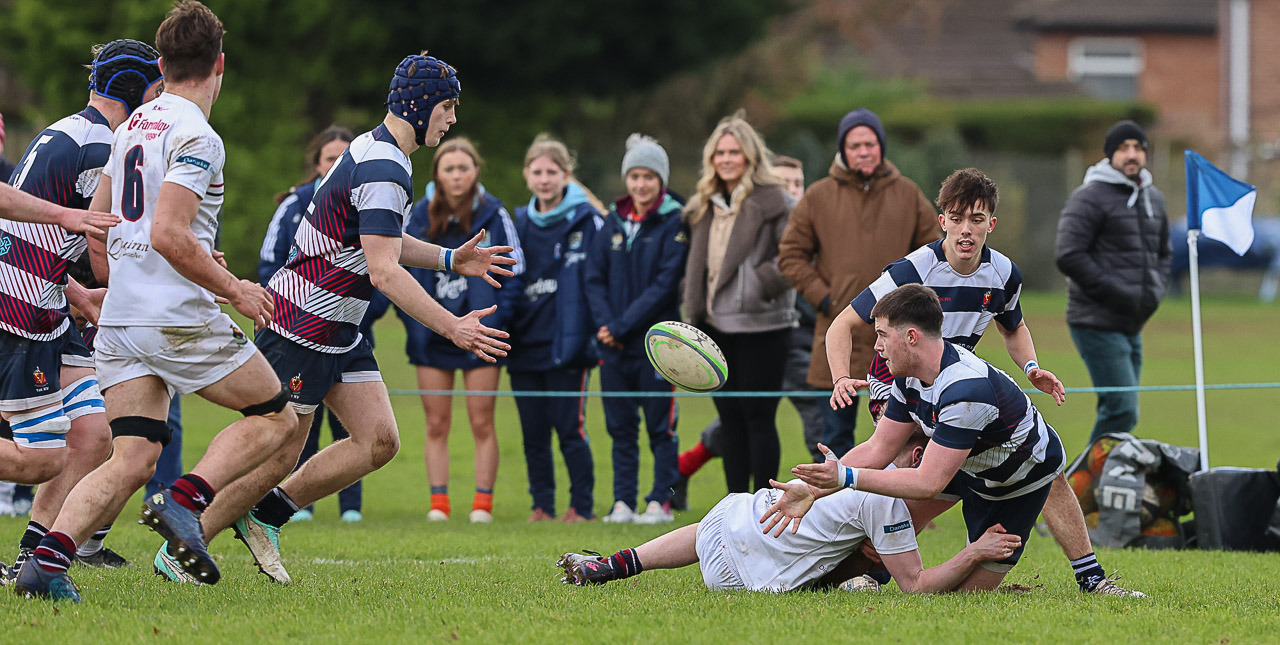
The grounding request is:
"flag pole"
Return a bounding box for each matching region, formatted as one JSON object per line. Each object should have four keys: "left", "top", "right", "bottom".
{"left": 1187, "top": 229, "right": 1210, "bottom": 471}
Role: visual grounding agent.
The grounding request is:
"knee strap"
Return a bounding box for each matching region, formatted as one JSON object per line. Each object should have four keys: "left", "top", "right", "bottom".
{"left": 110, "top": 415, "right": 172, "bottom": 446}
{"left": 62, "top": 375, "right": 106, "bottom": 421}
{"left": 10, "top": 407, "right": 72, "bottom": 449}
{"left": 240, "top": 385, "right": 291, "bottom": 417}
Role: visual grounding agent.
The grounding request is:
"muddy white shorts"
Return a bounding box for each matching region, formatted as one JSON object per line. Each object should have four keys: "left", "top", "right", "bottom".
{"left": 94, "top": 313, "right": 258, "bottom": 396}
{"left": 695, "top": 494, "right": 748, "bottom": 591}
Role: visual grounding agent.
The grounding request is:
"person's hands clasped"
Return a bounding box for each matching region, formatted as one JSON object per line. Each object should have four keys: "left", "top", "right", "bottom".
{"left": 597, "top": 326, "right": 622, "bottom": 349}
{"left": 448, "top": 304, "right": 511, "bottom": 363}
{"left": 451, "top": 230, "right": 517, "bottom": 287}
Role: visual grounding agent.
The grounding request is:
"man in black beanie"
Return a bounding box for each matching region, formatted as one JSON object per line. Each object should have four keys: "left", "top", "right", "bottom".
{"left": 1054, "top": 120, "right": 1170, "bottom": 446}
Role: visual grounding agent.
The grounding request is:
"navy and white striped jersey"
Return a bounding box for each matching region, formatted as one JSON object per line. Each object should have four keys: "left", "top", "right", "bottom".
{"left": 851, "top": 240, "right": 1023, "bottom": 400}
{"left": 0, "top": 106, "right": 111, "bottom": 340}
{"left": 266, "top": 125, "right": 409, "bottom": 353}
{"left": 883, "top": 343, "right": 1064, "bottom": 500}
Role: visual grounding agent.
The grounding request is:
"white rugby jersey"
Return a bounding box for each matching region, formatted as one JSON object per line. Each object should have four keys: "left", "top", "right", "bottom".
{"left": 852, "top": 241, "right": 1023, "bottom": 401}
{"left": 720, "top": 484, "right": 917, "bottom": 592}
{"left": 1, "top": 106, "right": 111, "bottom": 340}
{"left": 884, "top": 343, "right": 1064, "bottom": 500}
{"left": 99, "top": 93, "right": 225, "bottom": 327}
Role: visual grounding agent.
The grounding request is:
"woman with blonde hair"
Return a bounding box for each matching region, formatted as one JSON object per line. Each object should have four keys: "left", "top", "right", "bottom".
{"left": 683, "top": 113, "right": 797, "bottom": 494}
{"left": 507, "top": 134, "right": 604, "bottom": 521}
{"left": 403, "top": 137, "right": 523, "bottom": 523}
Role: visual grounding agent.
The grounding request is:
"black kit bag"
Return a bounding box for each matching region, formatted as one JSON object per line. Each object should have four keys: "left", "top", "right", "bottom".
{"left": 1188, "top": 461, "right": 1280, "bottom": 552}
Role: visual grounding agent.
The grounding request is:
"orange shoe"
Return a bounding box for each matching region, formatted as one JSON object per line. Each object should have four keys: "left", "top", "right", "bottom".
{"left": 561, "top": 507, "right": 595, "bottom": 523}
{"left": 528, "top": 508, "right": 554, "bottom": 522}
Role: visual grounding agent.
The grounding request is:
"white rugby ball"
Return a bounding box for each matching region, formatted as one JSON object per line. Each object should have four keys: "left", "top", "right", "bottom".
{"left": 644, "top": 321, "right": 728, "bottom": 392}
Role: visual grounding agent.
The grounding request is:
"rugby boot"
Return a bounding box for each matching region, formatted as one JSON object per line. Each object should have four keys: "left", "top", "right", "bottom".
{"left": 557, "top": 551, "right": 617, "bottom": 586}
{"left": 233, "top": 512, "right": 290, "bottom": 584}
{"left": 139, "top": 489, "right": 220, "bottom": 584}
{"left": 153, "top": 542, "right": 201, "bottom": 584}
{"left": 12, "top": 559, "right": 80, "bottom": 602}
{"left": 77, "top": 547, "right": 130, "bottom": 568}
{"left": 1088, "top": 572, "right": 1147, "bottom": 598}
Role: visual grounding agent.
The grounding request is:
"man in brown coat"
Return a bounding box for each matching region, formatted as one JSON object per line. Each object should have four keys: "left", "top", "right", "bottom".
{"left": 778, "top": 108, "right": 939, "bottom": 456}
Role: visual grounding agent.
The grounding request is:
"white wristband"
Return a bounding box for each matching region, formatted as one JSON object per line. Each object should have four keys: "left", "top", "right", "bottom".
{"left": 840, "top": 466, "right": 860, "bottom": 490}
{"left": 438, "top": 248, "right": 455, "bottom": 272}
{"left": 1023, "top": 360, "right": 1039, "bottom": 376}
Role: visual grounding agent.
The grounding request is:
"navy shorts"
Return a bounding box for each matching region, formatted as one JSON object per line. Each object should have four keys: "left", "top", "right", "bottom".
{"left": 254, "top": 328, "right": 382, "bottom": 415}
{"left": 942, "top": 471, "right": 1053, "bottom": 573}
{"left": 60, "top": 325, "right": 94, "bottom": 368}
{"left": 0, "top": 328, "right": 70, "bottom": 412}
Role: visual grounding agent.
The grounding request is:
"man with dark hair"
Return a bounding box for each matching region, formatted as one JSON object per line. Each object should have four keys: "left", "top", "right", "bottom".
{"left": 1055, "top": 120, "right": 1170, "bottom": 445}
{"left": 764, "top": 284, "right": 1065, "bottom": 592}
{"left": 14, "top": 1, "right": 301, "bottom": 602}
{"left": 779, "top": 108, "right": 939, "bottom": 458}
{"left": 1, "top": 39, "right": 164, "bottom": 581}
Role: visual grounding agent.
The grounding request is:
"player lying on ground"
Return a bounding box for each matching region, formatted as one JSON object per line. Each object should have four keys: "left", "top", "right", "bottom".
{"left": 559, "top": 432, "right": 1021, "bottom": 593}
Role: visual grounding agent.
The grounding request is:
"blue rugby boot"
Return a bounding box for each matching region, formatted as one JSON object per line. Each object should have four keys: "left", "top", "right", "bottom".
{"left": 139, "top": 489, "right": 220, "bottom": 584}
{"left": 12, "top": 559, "right": 81, "bottom": 602}
{"left": 153, "top": 542, "right": 201, "bottom": 584}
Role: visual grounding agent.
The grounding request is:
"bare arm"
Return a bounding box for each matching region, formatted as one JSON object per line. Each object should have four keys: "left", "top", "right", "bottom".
{"left": 826, "top": 304, "right": 872, "bottom": 408}
{"left": 86, "top": 177, "right": 113, "bottom": 283}
{"left": 364, "top": 233, "right": 510, "bottom": 362}
{"left": 64, "top": 278, "right": 106, "bottom": 325}
{"left": 998, "top": 321, "right": 1065, "bottom": 405}
{"left": 0, "top": 182, "right": 119, "bottom": 236}
{"left": 853, "top": 442, "right": 968, "bottom": 500}
{"left": 884, "top": 524, "right": 1021, "bottom": 593}
{"left": 152, "top": 182, "right": 273, "bottom": 328}
{"left": 791, "top": 415, "right": 917, "bottom": 490}
{"left": 399, "top": 230, "right": 516, "bottom": 287}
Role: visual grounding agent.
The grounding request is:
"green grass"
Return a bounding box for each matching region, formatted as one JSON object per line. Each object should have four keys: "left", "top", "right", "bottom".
{"left": 1, "top": 292, "right": 1278, "bottom": 642}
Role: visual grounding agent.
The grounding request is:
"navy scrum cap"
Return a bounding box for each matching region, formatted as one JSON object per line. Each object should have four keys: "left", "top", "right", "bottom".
{"left": 387, "top": 54, "right": 460, "bottom": 146}
{"left": 90, "top": 39, "right": 162, "bottom": 114}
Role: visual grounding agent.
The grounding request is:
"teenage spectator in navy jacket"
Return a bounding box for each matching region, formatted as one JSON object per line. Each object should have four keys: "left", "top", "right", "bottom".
{"left": 585, "top": 134, "right": 688, "bottom": 525}
{"left": 403, "top": 138, "right": 523, "bottom": 523}
{"left": 256, "top": 126, "right": 364, "bottom": 522}
{"left": 508, "top": 135, "right": 605, "bottom": 522}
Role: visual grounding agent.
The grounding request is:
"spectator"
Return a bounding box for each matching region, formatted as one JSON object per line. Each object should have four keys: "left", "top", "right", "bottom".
{"left": 0, "top": 112, "right": 15, "bottom": 183}
{"left": 403, "top": 137, "right": 522, "bottom": 523}
{"left": 508, "top": 135, "right": 604, "bottom": 522}
{"left": 682, "top": 112, "right": 796, "bottom": 494}
{"left": 778, "top": 108, "right": 938, "bottom": 457}
{"left": 585, "top": 134, "right": 688, "bottom": 524}
{"left": 257, "top": 126, "right": 365, "bottom": 522}
{"left": 1055, "top": 120, "right": 1170, "bottom": 445}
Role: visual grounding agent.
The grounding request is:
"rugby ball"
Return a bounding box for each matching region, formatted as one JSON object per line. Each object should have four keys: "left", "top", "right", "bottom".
{"left": 644, "top": 321, "right": 728, "bottom": 392}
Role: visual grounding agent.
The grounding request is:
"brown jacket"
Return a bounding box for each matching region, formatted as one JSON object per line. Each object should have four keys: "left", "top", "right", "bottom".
{"left": 684, "top": 184, "right": 797, "bottom": 334}
{"left": 779, "top": 157, "right": 941, "bottom": 388}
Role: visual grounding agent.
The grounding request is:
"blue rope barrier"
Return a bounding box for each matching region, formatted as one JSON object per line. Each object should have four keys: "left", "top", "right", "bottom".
{"left": 386, "top": 382, "right": 1280, "bottom": 398}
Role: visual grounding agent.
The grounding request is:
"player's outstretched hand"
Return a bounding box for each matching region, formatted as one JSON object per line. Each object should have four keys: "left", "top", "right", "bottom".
{"left": 230, "top": 279, "right": 274, "bottom": 331}
{"left": 760, "top": 479, "right": 818, "bottom": 538}
{"left": 830, "top": 377, "right": 867, "bottom": 410}
{"left": 969, "top": 523, "right": 1022, "bottom": 562}
{"left": 449, "top": 305, "right": 511, "bottom": 363}
{"left": 59, "top": 208, "right": 120, "bottom": 237}
{"left": 1028, "top": 367, "right": 1066, "bottom": 406}
{"left": 791, "top": 443, "right": 841, "bottom": 489}
{"left": 452, "top": 230, "right": 517, "bottom": 288}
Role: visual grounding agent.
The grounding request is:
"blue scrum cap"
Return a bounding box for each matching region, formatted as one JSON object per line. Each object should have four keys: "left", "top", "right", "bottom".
{"left": 387, "top": 53, "right": 460, "bottom": 146}
{"left": 90, "top": 39, "right": 163, "bottom": 114}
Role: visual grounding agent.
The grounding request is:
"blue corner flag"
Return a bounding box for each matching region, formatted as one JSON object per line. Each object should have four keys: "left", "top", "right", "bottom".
{"left": 1185, "top": 150, "right": 1256, "bottom": 255}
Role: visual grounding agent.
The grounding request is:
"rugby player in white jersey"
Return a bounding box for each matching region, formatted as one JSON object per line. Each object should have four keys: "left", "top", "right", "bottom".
{"left": 558, "top": 432, "right": 1022, "bottom": 593}
{"left": 0, "top": 40, "right": 163, "bottom": 580}
{"left": 14, "top": 1, "right": 298, "bottom": 602}
{"left": 821, "top": 170, "right": 1142, "bottom": 596}
{"left": 149, "top": 52, "right": 516, "bottom": 586}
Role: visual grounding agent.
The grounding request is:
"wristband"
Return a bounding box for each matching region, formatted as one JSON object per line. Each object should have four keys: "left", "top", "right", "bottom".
{"left": 834, "top": 376, "right": 852, "bottom": 386}
{"left": 440, "top": 248, "right": 455, "bottom": 272}
{"left": 1023, "top": 360, "right": 1039, "bottom": 376}
{"left": 839, "top": 466, "right": 860, "bottom": 490}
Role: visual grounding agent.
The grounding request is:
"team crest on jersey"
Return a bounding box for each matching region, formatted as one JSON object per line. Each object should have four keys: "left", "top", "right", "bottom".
{"left": 568, "top": 231, "right": 584, "bottom": 250}
{"left": 0, "top": 235, "right": 10, "bottom": 257}
{"left": 33, "top": 366, "right": 47, "bottom": 387}
{"left": 230, "top": 324, "right": 247, "bottom": 346}
{"left": 611, "top": 232, "right": 624, "bottom": 251}
{"left": 289, "top": 374, "right": 304, "bottom": 393}
{"left": 982, "top": 291, "right": 992, "bottom": 307}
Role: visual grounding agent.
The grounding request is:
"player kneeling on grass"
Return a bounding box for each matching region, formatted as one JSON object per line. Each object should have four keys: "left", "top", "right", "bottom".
{"left": 559, "top": 432, "right": 1021, "bottom": 593}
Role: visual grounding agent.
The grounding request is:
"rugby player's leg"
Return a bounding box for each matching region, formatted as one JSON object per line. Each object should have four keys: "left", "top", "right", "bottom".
{"left": 280, "top": 380, "right": 398, "bottom": 509}
{"left": 953, "top": 480, "right": 1053, "bottom": 592}
{"left": 0, "top": 405, "right": 68, "bottom": 484}
{"left": 634, "top": 523, "right": 699, "bottom": 569}
{"left": 189, "top": 351, "right": 297, "bottom": 490}
{"left": 558, "top": 523, "right": 698, "bottom": 586}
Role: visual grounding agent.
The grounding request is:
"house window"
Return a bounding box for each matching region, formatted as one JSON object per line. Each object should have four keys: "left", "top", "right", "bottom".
{"left": 1068, "top": 38, "right": 1144, "bottom": 100}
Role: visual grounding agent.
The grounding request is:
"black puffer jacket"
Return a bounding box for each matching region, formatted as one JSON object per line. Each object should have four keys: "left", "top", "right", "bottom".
{"left": 1054, "top": 161, "right": 1171, "bottom": 335}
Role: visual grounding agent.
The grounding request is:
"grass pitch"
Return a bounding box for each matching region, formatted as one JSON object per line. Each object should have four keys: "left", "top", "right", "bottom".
{"left": 1, "top": 292, "right": 1278, "bottom": 643}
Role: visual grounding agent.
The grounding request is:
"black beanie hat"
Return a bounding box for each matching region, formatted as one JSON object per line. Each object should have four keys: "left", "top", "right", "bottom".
{"left": 837, "top": 108, "right": 887, "bottom": 167}
{"left": 1104, "top": 120, "right": 1148, "bottom": 159}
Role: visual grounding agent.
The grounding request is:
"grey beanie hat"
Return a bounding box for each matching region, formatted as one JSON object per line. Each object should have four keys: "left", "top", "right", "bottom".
{"left": 621, "top": 133, "right": 670, "bottom": 187}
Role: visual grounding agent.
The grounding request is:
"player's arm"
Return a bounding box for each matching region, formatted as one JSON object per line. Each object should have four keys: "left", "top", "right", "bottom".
{"left": 152, "top": 182, "right": 273, "bottom": 328}
{"left": 826, "top": 304, "right": 871, "bottom": 406}
{"left": 64, "top": 277, "right": 106, "bottom": 325}
{"left": 0, "top": 182, "right": 119, "bottom": 236}
{"left": 364, "top": 233, "right": 510, "bottom": 362}
{"left": 86, "top": 175, "right": 114, "bottom": 283}
{"left": 997, "top": 320, "right": 1065, "bottom": 405}
{"left": 792, "top": 409, "right": 917, "bottom": 489}
{"left": 883, "top": 524, "right": 1022, "bottom": 593}
{"left": 852, "top": 441, "right": 966, "bottom": 500}
{"left": 398, "top": 231, "right": 516, "bottom": 287}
